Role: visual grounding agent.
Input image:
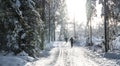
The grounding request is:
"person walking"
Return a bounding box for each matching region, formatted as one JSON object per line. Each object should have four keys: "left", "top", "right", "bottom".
{"left": 70, "top": 37, "right": 74, "bottom": 48}
{"left": 65, "top": 37, "right": 68, "bottom": 42}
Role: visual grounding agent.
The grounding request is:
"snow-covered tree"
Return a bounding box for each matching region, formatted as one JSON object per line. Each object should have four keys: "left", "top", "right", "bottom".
{"left": 0, "top": 0, "right": 45, "bottom": 57}
{"left": 86, "top": 0, "right": 97, "bottom": 46}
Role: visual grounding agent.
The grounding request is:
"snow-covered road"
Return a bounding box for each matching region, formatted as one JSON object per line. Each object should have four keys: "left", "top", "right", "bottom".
{"left": 51, "top": 42, "right": 96, "bottom": 66}
{"left": 54, "top": 42, "right": 98, "bottom": 66}
{"left": 32, "top": 42, "right": 119, "bottom": 66}
{"left": 0, "top": 41, "right": 119, "bottom": 66}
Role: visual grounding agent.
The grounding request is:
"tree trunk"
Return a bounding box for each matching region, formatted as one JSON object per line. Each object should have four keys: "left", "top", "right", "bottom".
{"left": 104, "top": 0, "right": 109, "bottom": 52}
{"left": 48, "top": 2, "right": 51, "bottom": 42}
{"left": 90, "top": 20, "right": 93, "bottom": 45}
{"left": 41, "top": 0, "right": 45, "bottom": 21}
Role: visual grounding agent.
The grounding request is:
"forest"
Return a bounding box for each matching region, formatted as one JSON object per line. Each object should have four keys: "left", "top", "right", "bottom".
{"left": 0, "top": 0, "right": 120, "bottom": 66}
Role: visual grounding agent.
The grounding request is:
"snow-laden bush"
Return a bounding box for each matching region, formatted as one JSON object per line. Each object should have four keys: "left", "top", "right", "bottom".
{"left": 87, "top": 37, "right": 104, "bottom": 52}
{"left": 112, "top": 36, "right": 120, "bottom": 50}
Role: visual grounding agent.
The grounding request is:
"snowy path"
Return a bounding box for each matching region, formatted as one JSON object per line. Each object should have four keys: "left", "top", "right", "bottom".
{"left": 55, "top": 44, "right": 97, "bottom": 66}
{"left": 32, "top": 42, "right": 119, "bottom": 66}
{"left": 34, "top": 43, "right": 97, "bottom": 66}
{"left": 54, "top": 42, "right": 98, "bottom": 66}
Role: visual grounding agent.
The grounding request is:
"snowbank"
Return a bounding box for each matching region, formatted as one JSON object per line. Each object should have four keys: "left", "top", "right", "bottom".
{"left": 0, "top": 56, "right": 32, "bottom": 66}
{"left": 0, "top": 51, "right": 35, "bottom": 66}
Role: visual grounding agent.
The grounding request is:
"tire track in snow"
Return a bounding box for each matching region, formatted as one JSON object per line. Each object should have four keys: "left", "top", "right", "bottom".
{"left": 48, "top": 48, "right": 60, "bottom": 66}
{"left": 54, "top": 42, "right": 72, "bottom": 66}
{"left": 54, "top": 42, "right": 74, "bottom": 66}
{"left": 63, "top": 47, "right": 71, "bottom": 66}
{"left": 54, "top": 43, "right": 65, "bottom": 66}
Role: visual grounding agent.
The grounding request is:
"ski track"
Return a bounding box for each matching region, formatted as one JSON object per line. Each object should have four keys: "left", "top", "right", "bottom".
{"left": 50, "top": 42, "right": 98, "bottom": 66}
{"left": 32, "top": 42, "right": 118, "bottom": 66}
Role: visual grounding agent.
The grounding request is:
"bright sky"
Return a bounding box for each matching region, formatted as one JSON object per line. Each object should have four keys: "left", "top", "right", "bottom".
{"left": 66, "top": 0, "right": 87, "bottom": 25}
{"left": 66, "top": 0, "right": 102, "bottom": 28}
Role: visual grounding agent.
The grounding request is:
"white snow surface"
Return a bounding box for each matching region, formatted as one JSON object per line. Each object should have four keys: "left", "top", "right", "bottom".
{"left": 32, "top": 41, "right": 119, "bottom": 66}
{"left": 0, "top": 41, "right": 119, "bottom": 66}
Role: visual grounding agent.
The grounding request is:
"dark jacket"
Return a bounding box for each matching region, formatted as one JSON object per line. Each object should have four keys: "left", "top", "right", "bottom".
{"left": 70, "top": 37, "right": 73, "bottom": 43}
